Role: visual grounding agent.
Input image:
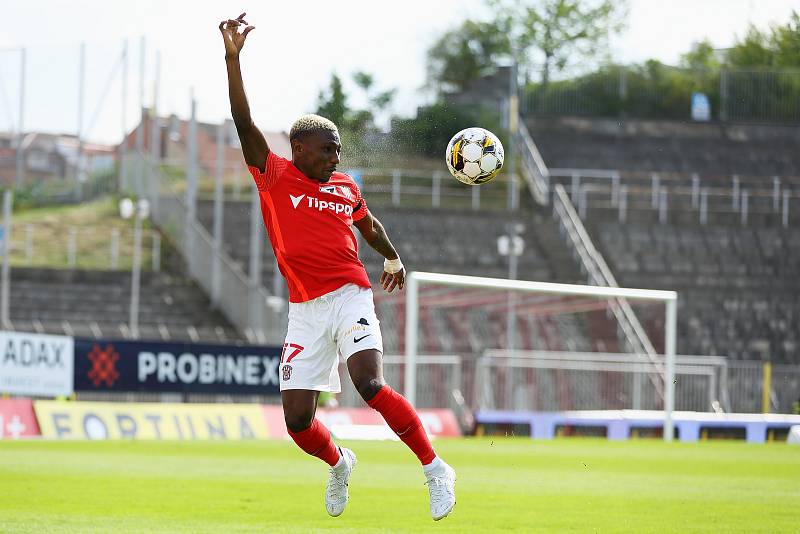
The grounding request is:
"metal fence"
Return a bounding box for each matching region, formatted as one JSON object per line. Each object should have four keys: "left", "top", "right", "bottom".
{"left": 546, "top": 168, "right": 798, "bottom": 228}
{"left": 75, "top": 351, "right": 799, "bottom": 415}
{"left": 130, "top": 151, "right": 286, "bottom": 345}
{"left": 5, "top": 222, "right": 159, "bottom": 271}
{"left": 521, "top": 65, "right": 800, "bottom": 123}
{"left": 335, "top": 354, "right": 463, "bottom": 409}
{"left": 473, "top": 350, "right": 800, "bottom": 414}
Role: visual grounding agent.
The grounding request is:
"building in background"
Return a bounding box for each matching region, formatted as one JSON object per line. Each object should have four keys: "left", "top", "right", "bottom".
{"left": 119, "top": 111, "right": 291, "bottom": 177}
{"left": 0, "top": 131, "right": 115, "bottom": 186}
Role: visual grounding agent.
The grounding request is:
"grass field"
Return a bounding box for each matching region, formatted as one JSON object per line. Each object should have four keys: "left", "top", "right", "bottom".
{"left": 0, "top": 438, "right": 798, "bottom": 533}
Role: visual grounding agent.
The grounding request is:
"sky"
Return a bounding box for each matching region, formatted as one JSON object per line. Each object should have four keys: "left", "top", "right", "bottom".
{"left": 0, "top": 0, "right": 797, "bottom": 144}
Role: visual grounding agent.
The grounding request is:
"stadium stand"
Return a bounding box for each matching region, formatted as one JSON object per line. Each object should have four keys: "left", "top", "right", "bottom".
{"left": 192, "top": 197, "right": 623, "bottom": 356}
{"left": 527, "top": 116, "right": 800, "bottom": 176}
{"left": 194, "top": 200, "right": 585, "bottom": 291}
{"left": 7, "top": 267, "right": 242, "bottom": 343}
{"left": 525, "top": 116, "right": 800, "bottom": 363}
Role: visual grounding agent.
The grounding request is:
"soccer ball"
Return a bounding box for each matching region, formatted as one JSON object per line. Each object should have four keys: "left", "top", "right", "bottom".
{"left": 445, "top": 127, "right": 504, "bottom": 185}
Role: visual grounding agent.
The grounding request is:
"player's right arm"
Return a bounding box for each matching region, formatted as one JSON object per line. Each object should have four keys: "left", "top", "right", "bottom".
{"left": 219, "top": 13, "right": 269, "bottom": 172}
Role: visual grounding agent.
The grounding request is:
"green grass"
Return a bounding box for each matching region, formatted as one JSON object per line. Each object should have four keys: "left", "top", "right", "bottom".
{"left": 9, "top": 196, "right": 154, "bottom": 270}
{"left": 0, "top": 438, "right": 797, "bottom": 533}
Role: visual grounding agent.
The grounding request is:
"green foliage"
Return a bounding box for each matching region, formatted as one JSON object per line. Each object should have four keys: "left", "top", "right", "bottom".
{"left": 315, "top": 71, "right": 397, "bottom": 135}
{"left": 771, "top": 11, "right": 800, "bottom": 68}
{"left": 524, "top": 11, "right": 800, "bottom": 121}
{"left": 727, "top": 25, "right": 774, "bottom": 67}
{"left": 426, "top": 19, "right": 512, "bottom": 94}
{"left": 727, "top": 11, "right": 800, "bottom": 68}
{"left": 491, "top": 0, "right": 627, "bottom": 86}
{"left": 426, "top": 0, "right": 626, "bottom": 94}
{"left": 390, "top": 102, "right": 504, "bottom": 158}
{"left": 315, "top": 73, "right": 349, "bottom": 128}
{"left": 9, "top": 169, "right": 117, "bottom": 211}
{"left": 526, "top": 61, "right": 720, "bottom": 119}
{"left": 680, "top": 40, "right": 721, "bottom": 71}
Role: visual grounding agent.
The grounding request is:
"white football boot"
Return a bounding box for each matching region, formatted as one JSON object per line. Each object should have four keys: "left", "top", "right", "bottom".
{"left": 326, "top": 447, "right": 356, "bottom": 517}
{"left": 424, "top": 459, "right": 456, "bottom": 520}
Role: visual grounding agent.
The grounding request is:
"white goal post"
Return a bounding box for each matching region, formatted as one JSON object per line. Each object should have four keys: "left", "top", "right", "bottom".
{"left": 403, "top": 271, "right": 678, "bottom": 441}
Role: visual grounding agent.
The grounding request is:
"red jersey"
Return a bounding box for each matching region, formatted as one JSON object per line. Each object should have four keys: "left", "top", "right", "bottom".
{"left": 248, "top": 151, "right": 371, "bottom": 303}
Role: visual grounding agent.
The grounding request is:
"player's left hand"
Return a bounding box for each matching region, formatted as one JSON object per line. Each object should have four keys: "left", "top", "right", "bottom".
{"left": 380, "top": 268, "right": 405, "bottom": 293}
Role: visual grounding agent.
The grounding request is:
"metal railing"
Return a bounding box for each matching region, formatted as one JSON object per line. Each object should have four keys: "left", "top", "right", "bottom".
{"left": 5, "top": 223, "right": 160, "bottom": 271}
{"left": 335, "top": 354, "right": 463, "bottom": 409}
{"left": 516, "top": 122, "right": 550, "bottom": 205}
{"left": 476, "top": 350, "right": 719, "bottom": 411}
{"left": 137, "top": 153, "right": 286, "bottom": 345}
{"left": 515, "top": 125, "right": 663, "bottom": 398}
{"left": 552, "top": 185, "right": 661, "bottom": 373}
{"left": 74, "top": 351, "right": 800, "bottom": 415}
{"left": 547, "top": 168, "right": 797, "bottom": 227}
{"left": 155, "top": 159, "right": 510, "bottom": 211}
{"left": 474, "top": 350, "right": 800, "bottom": 414}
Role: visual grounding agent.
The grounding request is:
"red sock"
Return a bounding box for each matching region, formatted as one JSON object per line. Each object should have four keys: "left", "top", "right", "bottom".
{"left": 287, "top": 419, "right": 341, "bottom": 467}
{"left": 368, "top": 385, "right": 436, "bottom": 465}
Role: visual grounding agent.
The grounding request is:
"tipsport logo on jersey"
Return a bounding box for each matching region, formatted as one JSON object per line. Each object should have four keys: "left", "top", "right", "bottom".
{"left": 289, "top": 194, "right": 353, "bottom": 216}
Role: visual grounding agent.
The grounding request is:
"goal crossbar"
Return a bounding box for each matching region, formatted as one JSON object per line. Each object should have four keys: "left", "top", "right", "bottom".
{"left": 404, "top": 271, "right": 679, "bottom": 442}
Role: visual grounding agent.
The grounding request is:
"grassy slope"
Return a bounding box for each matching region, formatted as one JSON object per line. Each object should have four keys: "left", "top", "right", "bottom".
{"left": 10, "top": 197, "right": 153, "bottom": 270}
{"left": 0, "top": 438, "right": 798, "bottom": 533}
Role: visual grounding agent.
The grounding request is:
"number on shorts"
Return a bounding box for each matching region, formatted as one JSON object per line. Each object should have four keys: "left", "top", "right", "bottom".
{"left": 281, "top": 343, "right": 304, "bottom": 363}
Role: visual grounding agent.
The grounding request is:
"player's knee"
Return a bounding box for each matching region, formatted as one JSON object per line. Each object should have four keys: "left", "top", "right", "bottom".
{"left": 284, "top": 411, "right": 314, "bottom": 433}
{"left": 355, "top": 377, "right": 386, "bottom": 402}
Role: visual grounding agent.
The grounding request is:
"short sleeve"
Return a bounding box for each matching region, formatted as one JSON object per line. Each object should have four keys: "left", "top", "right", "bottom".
{"left": 248, "top": 151, "right": 288, "bottom": 192}
{"left": 351, "top": 181, "right": 369, "bottom": 222}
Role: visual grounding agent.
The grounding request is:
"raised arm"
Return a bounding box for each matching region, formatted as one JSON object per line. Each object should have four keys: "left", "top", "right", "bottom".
{"left": 219, "top": 13, "right": 269, "bottom": 171}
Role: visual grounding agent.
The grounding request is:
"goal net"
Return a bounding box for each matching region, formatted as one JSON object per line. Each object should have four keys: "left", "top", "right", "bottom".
{"left": 394, "top": 271, "right": 679, "bottom": 441}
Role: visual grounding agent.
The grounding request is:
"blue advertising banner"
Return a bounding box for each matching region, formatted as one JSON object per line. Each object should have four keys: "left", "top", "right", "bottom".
{"left": 73, "top": 339, "right": 281, "bottom": 395}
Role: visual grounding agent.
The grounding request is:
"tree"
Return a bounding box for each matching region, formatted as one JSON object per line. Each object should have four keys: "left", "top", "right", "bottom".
{"left": 725, "top": 12, "right": 800, "bottom": 68}
{"left": 680, "top": 40, "right": 721, "bottom": 71}
{"left": 391, "top": 102, "right": 504, "bottom": 158}
{"left": 426, "top": 1, "right": 626, "bottom": 93}
{"left": 769, "top": 10, "right": 800, "bottom": 68}
{"left": 426, "top": 19, "right": 512, "bottom": 94}
{"left": 492, "top": 0, "right": 627, "bottom": 87}
{"left": 726, "top": 25, "right": 774, "bottom": 67}
{"left": 350, "top": 71, "right": 397, "bottom": 132}
{"left": 315, "top": 72, "right": 396, "bottom": 133}
{"left": 315, "top": 73, "right": 349, "bottom": 128}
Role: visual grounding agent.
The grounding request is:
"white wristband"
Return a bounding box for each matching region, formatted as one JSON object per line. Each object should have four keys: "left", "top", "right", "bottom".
{"left": 384, "top": 258, "right": 404, "bottom": 274}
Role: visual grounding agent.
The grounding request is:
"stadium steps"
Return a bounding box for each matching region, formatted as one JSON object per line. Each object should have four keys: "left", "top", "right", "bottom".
{"left": 7, "top": 267, "right": 244, "bottom": 343}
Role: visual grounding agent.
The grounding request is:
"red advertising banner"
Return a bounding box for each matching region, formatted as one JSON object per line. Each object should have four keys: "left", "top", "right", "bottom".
{"left": 0, "top": 399, "right": 41, "bottom": 439}
{"left": 261, "top": 405, "right": 461, "bottom": 439}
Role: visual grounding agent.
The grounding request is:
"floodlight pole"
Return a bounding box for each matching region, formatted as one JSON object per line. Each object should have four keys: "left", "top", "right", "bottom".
{"left": 130, "top": 212, "right": 142, "bottom": 338}
{"left": 136, "top": 36, "right": 146, "bottom": 197}
{"left": 1, "top": 191, "right": 12, "bottom": 329}
{"left": 185, "top": 91, "right": 198, "bottom": 276}
{"left": 211, "top": 122, "right": 225, "bottom": 306}
{"left": 15, "top": 48, "right": 26, "bottom": 188}
{"left": 120, "top": 39, "right": 128, "bottom": 192}
{"left": 76, "top": 42, "right": 85, "bottom": 201}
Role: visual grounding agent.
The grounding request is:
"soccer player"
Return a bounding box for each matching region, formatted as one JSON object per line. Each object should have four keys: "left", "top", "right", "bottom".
{"left": 219, "top": 13, "right": 456, "bottom": 521}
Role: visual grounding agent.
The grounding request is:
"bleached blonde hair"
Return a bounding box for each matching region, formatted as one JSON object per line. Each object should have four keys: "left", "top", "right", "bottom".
{"left": 289, "top": 114, "right": 339, "bottom": 141}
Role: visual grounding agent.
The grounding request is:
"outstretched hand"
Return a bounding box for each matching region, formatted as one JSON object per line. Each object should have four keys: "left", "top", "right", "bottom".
{"left": 219, "top": 13, "right": 255, "bottom": 59}
{"left": 380, "top": 268, "right": 405, "bottom": 293}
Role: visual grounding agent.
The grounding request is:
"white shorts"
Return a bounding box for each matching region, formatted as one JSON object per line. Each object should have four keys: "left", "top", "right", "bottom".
{"left": 280, "top": 284, "right": 384, "bottom": 392}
